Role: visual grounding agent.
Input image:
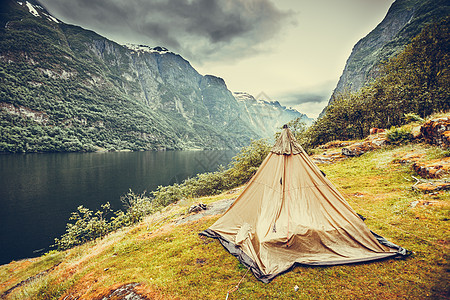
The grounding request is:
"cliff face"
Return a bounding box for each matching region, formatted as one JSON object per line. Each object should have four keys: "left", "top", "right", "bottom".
{"left": 329, "top": 0, "right": 449, "bottom": 103}
{"left": 0, "top": 0, "right": 302, "bottom": 152}
{"left": 233, "top": 92, "right": 313, "bottom": 138}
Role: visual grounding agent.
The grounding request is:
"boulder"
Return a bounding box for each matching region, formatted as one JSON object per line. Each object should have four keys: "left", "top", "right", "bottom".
{"left": 412, "top": 157, "right": 450, "bottom": 179}
{"left": 188, "top": 203, "right": 207, "bottom": 214}
{"left": 342, "top": 140, "right": 382, "bottom": 157}
{"left": 319, "top": 140, "right": 353, "bottom": 149}
{"left": 370, "top": 128, "right": 385, "bottom": 135}
{"left": 413, "top": 182, "right": 450, "bottom": 193}
{"left": 312, "top": 149, "right": 347, "bottom": 164}
{"left": 420, "top": 117, "right": 450, "bottom": 148}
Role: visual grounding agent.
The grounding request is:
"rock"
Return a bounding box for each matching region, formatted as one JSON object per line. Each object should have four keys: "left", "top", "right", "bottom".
{"left": 413, "top": 182, "right": 450, "bottom": 193}
{"left": 342, "top": 141, "right": 378, "bottom": 157}
{"left": 410, "top": 200, "right": 419, "bottom": 208}
{"left": 371, "top": 137, "right": 387, "bottom": 147}
{"left": 411, "top": 125, "right": 422, "bottom": 139}
{"left": 312, "top": 149, "right": 347, "bottom": 164}
{"left": 412, "top": 157, "right": 450, "bottom": 179}
{"left": 319, "top": 140, "right": 353, "bottom": 149}
{"left": 341, "top": 131, "right": 390, "bottom": 157}
{"left": 370, "top": 128, "right": 385, "bottom": 135}
{"left": 188, "top": 203, "right": 207, "bottom": 214}
{"left": 176, "top": 198, "right": 235, "bottom": 225}
{"left": 420, "top": 117, "right": 450, "bottom": 148}
{"left": 99, "top": 283, "right": 146, "bottom": 300}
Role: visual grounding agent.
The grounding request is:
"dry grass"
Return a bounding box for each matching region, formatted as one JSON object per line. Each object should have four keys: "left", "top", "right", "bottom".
{"left": 0, "top": 143, "right": 448, "bottom": 299}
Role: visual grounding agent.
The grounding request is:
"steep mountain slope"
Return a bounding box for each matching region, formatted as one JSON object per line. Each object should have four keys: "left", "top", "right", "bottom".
{"left": 233, "top": 92, "right": 313, "bottom": 138}
{"left": 329, "top": 0, "right": 449, "bottom": 103}
{"left": 0, "top": 0, "right": 302, "bottom": 153}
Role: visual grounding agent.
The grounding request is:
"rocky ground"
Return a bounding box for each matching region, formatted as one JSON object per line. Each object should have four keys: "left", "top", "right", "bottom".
{"left": 312, "top": 115, "right": 450, "bottom": 194}
{"left": 1, "top": 114, "right": 448, "bottom": 299}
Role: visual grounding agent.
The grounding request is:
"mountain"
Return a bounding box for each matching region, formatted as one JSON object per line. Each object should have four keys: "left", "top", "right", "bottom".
{"left": 328, "top": 0, "right": 449, "bottom": 105}
{"left": 233, "top": 92, "right": 313, "bottom": 138}
{"left": 0, "top": 0, "right": 303, "bottom": 153}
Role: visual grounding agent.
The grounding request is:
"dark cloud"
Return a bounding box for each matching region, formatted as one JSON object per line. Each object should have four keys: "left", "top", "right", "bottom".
{"left": 39, "top": 0, "right": 294, "bottom": 63}
{"left": 278, "top": 81, "right": 335, "bottom": 106}
{"left": 282, "top": 93, "right": 325, "bottom": 105}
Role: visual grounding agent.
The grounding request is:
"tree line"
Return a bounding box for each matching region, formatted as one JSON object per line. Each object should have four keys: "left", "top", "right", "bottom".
{"left": 299, "top": 17, "right": 449, "bottom": 148}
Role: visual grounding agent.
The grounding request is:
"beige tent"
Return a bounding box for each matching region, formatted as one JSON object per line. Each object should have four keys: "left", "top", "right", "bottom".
{"left": 201, "top": 125, "right": 409, "bottom": 283}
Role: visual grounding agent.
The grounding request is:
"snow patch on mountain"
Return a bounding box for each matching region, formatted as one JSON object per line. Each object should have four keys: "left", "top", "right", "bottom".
{"left": 19, "top": 1, "right": 60, "bottom": 23}
{"left": 43, "top": 12, "right": 60, "bottom": 23}
{"left": 123, "top": 44, "right": 173, "bottom": 55}
{"left": 24, "top": 1, "right": 39, "bottom": 17}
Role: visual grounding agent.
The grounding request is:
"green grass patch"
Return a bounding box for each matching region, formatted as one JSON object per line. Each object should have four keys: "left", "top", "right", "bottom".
{"left": 1, "top": 143, "right": 448, "bottom": 299}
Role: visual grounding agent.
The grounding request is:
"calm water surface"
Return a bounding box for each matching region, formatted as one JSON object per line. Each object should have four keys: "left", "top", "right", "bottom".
{"left": 0, "top": 150, "right": 235, "bottom": 265}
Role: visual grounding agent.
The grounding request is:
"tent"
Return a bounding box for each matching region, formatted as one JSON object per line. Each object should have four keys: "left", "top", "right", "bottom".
{"left": 200, "top": 125, "right": 410, "bottom": 283}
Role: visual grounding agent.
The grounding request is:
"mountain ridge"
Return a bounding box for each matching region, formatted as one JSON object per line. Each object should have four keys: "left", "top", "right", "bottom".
{"left": 0, "top": 0, "right": 306, "bottom": 153}
{"left": 327, "top": 0, "right": 449, "bottom": 108}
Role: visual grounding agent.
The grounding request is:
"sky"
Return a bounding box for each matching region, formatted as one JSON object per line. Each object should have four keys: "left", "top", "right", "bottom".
{"left": 39, "top": 0, "right": 395, "bottom": 118}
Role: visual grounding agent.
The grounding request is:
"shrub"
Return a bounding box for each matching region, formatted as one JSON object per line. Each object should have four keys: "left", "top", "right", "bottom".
{"left": 54, "top": 192, "right": 153, "bottom": 250}
{"left": 404, "top": 113, "right": 424, "bottom": 123}
{"left": 386, "top": 127, "right": 413, "bottom": 144}
{"left": 53, "top": 203, "right": 112, "bottom": 250}
{"left": 150, "top": 139, "right": 271, "bottom": 208}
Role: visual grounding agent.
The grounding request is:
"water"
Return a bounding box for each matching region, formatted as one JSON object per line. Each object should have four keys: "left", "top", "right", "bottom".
{"left": 0, "top": 150, "right": 236, "bottom": 265}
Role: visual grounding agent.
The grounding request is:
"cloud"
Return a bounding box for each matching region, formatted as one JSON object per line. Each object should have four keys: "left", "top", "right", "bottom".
{"left": 39, "top": 0, "right": 294, "bottom": 64}
{"left": 274, "top": 81, "right": 336, "bottom": 118}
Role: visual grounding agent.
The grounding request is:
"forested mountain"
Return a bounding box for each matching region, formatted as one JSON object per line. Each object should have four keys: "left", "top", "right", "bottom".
{"left": 329, "top": 0, "right": 449, "bottom": 105}
{"left": 0, "top": 0, "right": 305, "bottom": 153}
{"left": 305, "top": 16, "right": 449, "bottom": 147}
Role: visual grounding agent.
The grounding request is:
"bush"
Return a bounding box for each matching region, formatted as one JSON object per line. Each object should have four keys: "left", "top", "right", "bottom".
{"left": 404, "top": 113, "right": 424, "bottom": 123}
{"left": 53, "top": 203, "right": 112, "bottom": 250}
{"left": 151, "top": 139, "right": 271, "bottom": 207}
{"left": 54, "top": 191, "right": 153, "bottom": 250}
{"left": 386, "top": 127, "right": 413, "bottom": 144}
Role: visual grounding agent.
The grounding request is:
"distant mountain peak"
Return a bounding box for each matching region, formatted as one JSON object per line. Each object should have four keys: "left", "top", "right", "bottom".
{"left": 16, "top": 0, "right": 60, "bottom": 23}
{"left": 232, "top": 91, "right": 314, "bottom": 136}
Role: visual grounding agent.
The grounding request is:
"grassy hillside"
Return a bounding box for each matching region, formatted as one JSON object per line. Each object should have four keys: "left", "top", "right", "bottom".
{"left": 0, "top": 141, "right": 448, "bottom": 299}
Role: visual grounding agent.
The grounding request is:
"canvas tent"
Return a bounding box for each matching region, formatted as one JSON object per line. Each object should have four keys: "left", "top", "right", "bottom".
{"left": 200, "top": 125, "right": 409, "bottom": 283}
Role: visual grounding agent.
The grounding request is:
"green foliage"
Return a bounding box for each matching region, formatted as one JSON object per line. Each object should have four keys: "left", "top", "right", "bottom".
{"left": 403, "top": 113, "right": 424, "bottom": 123}
{"left": 304, "top": 17, "right": 450, "bottom": 147}
{"left": 386, "top": 127, "right": 413, "bottom": 144}
{"left": 54, "top": 191, "right": 154, "bottom": 250}
{"left": 151, "top": 184, "right": 185, "bottom": 208}
{"left": 152, "top": 139, "right": 270, "bottom": 206}
{"left": 226, "top": 139, "right": 271, "bottom": 186}
{"left": 118, "top": 190, "right": 153, "bottom": 225}
{"left": 53, "top": 203, "right": 112, "bottom": 250}
{"left": 0, "top": 4, "right": 256, "bottom": 153}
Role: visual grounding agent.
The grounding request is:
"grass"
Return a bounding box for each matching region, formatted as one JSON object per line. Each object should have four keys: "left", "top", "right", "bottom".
{"left": 0, "top": 143, "right": 448, "bottom": 299}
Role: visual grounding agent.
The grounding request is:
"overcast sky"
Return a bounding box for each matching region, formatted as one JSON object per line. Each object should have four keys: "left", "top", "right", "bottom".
{"left": 39, "top": 0, "right": 394, "bottom": 118}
